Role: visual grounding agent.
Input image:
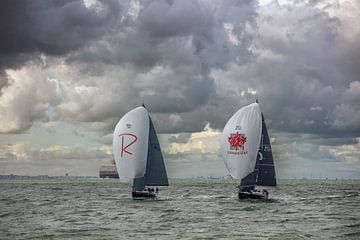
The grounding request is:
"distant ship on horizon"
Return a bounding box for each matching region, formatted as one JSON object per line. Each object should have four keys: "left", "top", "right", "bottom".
{"left": 99, "top": 159, "right": 119, "bottom": 179}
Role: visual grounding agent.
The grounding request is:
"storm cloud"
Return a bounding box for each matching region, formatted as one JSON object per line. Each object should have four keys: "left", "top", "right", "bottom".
{"left": 0, "top": 0, "right": 359, "bottom": 177}
{"left": 1, "top": 0, "right": 358, "bottom": 136}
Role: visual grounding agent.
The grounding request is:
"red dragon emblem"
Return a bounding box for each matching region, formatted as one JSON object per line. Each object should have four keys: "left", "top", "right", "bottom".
{"left": 228, "top": 132, "right": 247, "bottom": 150}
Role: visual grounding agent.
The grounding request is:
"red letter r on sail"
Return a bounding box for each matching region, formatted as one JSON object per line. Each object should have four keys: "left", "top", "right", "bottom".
{"left": 119, "top": 133, "right": 138, "bottom": 157}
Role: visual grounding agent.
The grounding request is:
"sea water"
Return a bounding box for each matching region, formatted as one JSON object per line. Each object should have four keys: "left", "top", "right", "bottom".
{"left": 0, "top": 179, "right": 359, "bottom": 239}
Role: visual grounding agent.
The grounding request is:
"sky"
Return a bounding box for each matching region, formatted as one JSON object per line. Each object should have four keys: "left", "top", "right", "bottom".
{"left": 0, "top": 0, "right": 359, "bottom": 179}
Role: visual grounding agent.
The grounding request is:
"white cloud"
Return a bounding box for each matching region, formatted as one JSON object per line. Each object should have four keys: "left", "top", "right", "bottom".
{"left": 224, "top": 23, "right": 240, "bottom": 46}
{"left": 310, "top": 106, "right": 322, "bottom": 111}
{"left": 0, "top": 65, "right": 63, "bottom": 133}
{"left": 322, "top": 138, "right": 360, "bottom": 170}
{"left": 165, "top": 123, "right": 221, "bottom": 156}
{"left": 329, "top": 103, "right": 360, "bottom": 130}
{"left": 0, "top": 143, "right": 111, "bottom": 176}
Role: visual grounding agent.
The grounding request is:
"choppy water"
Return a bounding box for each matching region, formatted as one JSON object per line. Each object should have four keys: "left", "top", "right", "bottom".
{"left": 0, "top": 179, "right": 359, "bottom": 239}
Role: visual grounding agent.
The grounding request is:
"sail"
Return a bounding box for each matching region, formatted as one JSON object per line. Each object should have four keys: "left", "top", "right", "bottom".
{"left": 221, "top": 103, "right": 262, "bottom": 179}
{"left": 132, "top": 176, "right": 146, "bottom": 191}
{"left": 240, "top": 171, "right": 257, "bottom": 190}
{"left": 144, "top": 117, "right": 169, "bottom": 186}
{"left": 240, "top": 113, "right": 277, "bottom": 188}
{"left": 256, "top": 114, "right": 277, "bottom": 186}
{"left": 113, "top": 107, "right": 150, "bottom": 180}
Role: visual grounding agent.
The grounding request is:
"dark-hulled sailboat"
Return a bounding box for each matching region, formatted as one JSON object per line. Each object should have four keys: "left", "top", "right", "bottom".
{"left": 221, "top": 101, "right": 276, "bottom": 199}
{"left": 113, "top": 106, "right": 169, "bottom": 199}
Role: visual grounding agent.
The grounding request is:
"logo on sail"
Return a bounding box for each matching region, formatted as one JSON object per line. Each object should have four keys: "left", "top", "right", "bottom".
{"left": 228, "top": 132, "right": 248, "bottom": 155}
{"left": 235, "top": 125, "right": 242, "bottom": 130}
{"left": 119, "top": 133, "right": 138, "bottom": 157}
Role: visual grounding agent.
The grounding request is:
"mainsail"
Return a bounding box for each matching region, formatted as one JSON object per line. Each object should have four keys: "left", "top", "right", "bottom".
{"left": 144, "top": 117, "right": 169, "bottom": 186}
{"left": 255, "top": 114, "right": 276, "bottom": 187}
{"left": 240, "top": 113, "right": 277, "bottom": 188}
{"left": 113, "top": 106, "right": 169, "bottom": 192}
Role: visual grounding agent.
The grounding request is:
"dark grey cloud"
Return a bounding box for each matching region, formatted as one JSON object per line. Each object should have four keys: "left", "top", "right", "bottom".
{"left": 0, "top": 0, "right": 125, "bottom": 133}
{"left": 49, "top": 0, "right": 258, "bottom": 134}
{"left": 0, "top": 0, "right": 122, "bottom": 93}
{"left": 0, "top": 0, "right": 121, "bottom": 58}
{"left": 200, "top": 0, "right": 360, "bottom": 140}
{"left": 0, "top": 0, "right": 359, "bottom": 146}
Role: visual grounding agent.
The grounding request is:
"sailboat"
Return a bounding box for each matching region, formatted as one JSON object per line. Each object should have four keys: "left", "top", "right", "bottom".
{"left": 113, "top": 105, "right": 169, "bottom": 199}
{"left": 221, "top": 101, "right": 276, "bottom": 199}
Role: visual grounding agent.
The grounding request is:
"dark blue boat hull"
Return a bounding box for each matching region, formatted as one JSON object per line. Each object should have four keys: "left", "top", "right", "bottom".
{"left": 132, "top": 191, "right": 156, "bottom": 199}
{"left": 238, "top": 191, "right": 267, "bottom": 199}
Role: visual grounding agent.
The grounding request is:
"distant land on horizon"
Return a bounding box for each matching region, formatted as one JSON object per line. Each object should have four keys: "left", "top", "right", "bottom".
{"left": 0, "top": 174, "right": 358, "bottom": 180}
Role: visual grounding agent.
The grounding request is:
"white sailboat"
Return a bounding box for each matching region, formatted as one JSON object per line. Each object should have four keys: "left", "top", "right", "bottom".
{"left": 113, "top": 105, "right": 169, "bottom": 199}
{"left": 221, "top": 101, "right": 276, "bottom": 199}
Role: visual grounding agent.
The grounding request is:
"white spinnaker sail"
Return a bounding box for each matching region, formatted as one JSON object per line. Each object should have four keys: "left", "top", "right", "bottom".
{"left": 113, "top": 107, "right": 150, "bottom": 179}
{"left": 221, "top": 103, "right": 262, "bottom": 179}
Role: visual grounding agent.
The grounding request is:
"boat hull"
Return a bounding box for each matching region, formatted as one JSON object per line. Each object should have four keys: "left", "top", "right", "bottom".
{"left": 132, "top": 191, "right": 156, "bottom": 199}
{"left": 99, "top": 172, "right": 119, "bottom": 179}
{"left": 238, "top": 191, "right": 267, "bottom": 199}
